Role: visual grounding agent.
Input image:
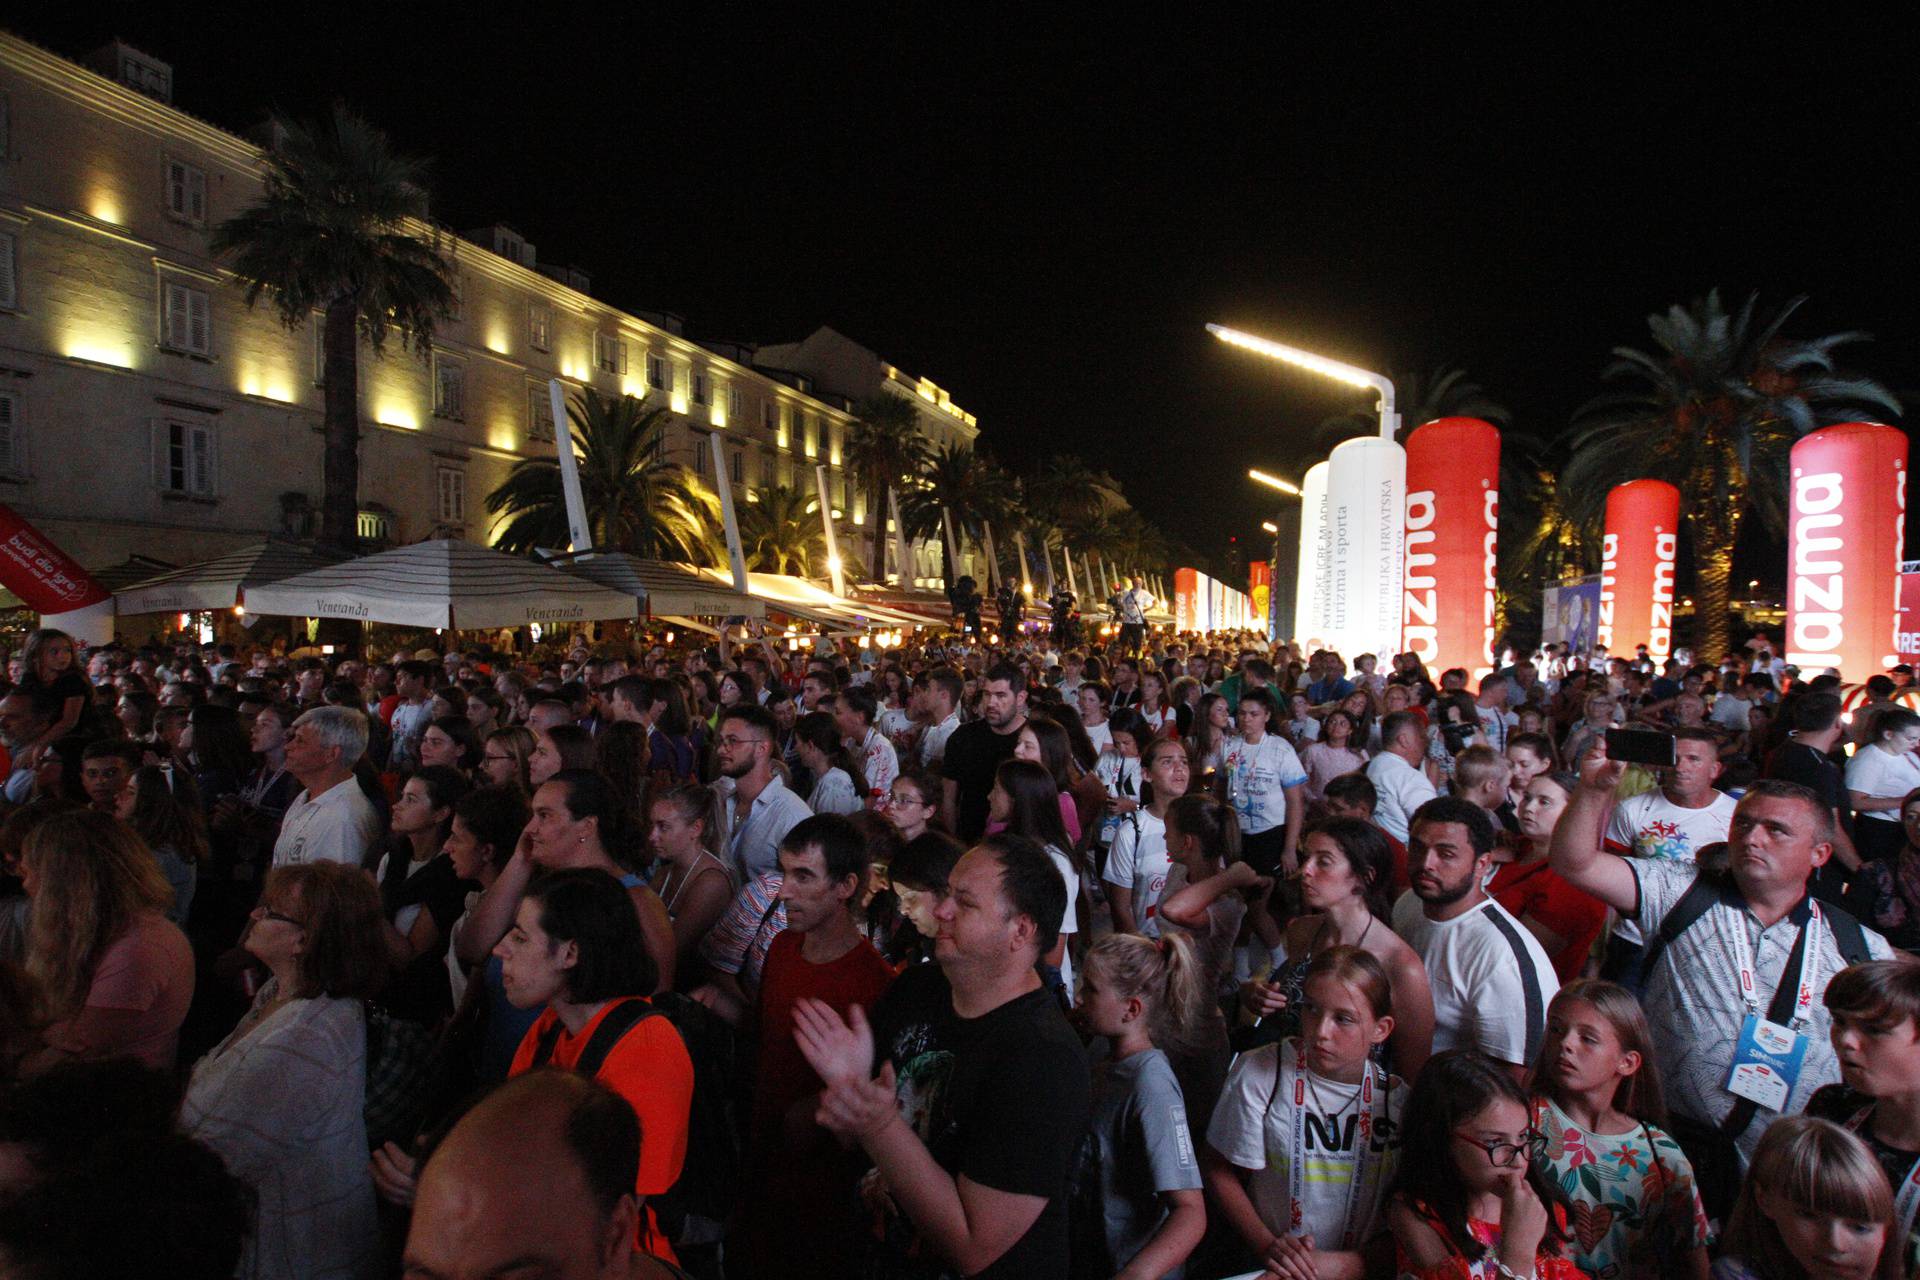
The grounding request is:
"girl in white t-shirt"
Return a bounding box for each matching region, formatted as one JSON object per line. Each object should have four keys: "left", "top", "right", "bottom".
{"left": 1073, "top": 931, "right": 1209, "bottom": 1279}
{"left": 1204, "top": 946, "right": 1405, "bottom": 1280}
{"left": 1847, "top": 710, "right": 1920, "bottom": 865}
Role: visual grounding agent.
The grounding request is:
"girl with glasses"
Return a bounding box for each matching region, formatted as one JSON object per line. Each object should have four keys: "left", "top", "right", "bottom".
{"left": 1388, "top": 1049, "right": 1582, "bottom": 1280}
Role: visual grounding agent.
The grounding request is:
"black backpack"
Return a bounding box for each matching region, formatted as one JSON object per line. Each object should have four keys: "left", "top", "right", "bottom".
{"left": 531, "top": 992, "right": 743, "bottom": 1244}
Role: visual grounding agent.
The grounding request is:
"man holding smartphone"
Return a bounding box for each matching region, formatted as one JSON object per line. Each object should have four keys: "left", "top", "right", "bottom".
{"left": 1599, "top": 725, "right": 1736, "bottom": 981}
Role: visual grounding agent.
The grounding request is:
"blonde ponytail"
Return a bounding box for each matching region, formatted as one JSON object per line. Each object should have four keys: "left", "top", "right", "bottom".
{"left": 1085, "top": 929, "right": 1209, "bottom": 1051}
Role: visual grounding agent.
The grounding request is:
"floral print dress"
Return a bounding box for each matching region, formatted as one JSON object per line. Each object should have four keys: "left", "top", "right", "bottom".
{"left": 1531, "top": 1096, "right": 1710, "bottom": 1279}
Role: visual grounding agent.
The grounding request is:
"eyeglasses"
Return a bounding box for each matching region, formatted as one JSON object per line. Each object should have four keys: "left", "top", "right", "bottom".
{"left": 1453, "top": 1129, "right": 1545, "bottom": 1168}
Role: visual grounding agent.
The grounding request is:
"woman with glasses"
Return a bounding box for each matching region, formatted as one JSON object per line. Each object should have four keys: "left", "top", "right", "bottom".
{"left": 478, "top": 726, "right": 536, "bottom": 793}
{"left": 181, "top": 860, "right": 385, "bottom": 1280}
{"left": 1387, "top": 1049, "right": 1582, "bottom": 1280}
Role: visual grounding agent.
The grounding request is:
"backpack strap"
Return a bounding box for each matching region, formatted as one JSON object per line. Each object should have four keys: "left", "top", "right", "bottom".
{"left": 1823, "top": 900, "right": 1874, "bottom": 966}
{"left": 1637, "top": 867, "right": 1741, "bottom": 983}
{"left": 528, "top": 998, "right": 657, "bottom": 1076}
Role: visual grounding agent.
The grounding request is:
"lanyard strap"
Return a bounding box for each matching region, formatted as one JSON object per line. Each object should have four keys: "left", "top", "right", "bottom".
{"left": 1728, "top": 900, "right": 1823, "bottom": 1028}
{"left": 1280, "top": 1042, "right": 1385, "bottom": 1250}
{"left": 1844, "top": 1106, "right": 1920, "bottom": 1243}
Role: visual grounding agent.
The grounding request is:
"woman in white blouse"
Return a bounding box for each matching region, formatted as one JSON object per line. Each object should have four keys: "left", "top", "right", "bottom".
{"left": 795, "top": 710, "right": 868, "bottom": 815}
{"left": 182, "top": 861, "right": 385, "bottom": 1280}
{"left": 1848, "top": 707, "right": 1920, "bottom": 864}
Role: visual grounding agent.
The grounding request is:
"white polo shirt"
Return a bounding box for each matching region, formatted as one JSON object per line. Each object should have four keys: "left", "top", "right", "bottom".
{"left": 273, "top": 776, "right": 382, "bottom": 868}
{"left": 1366, "top": 751, "right": 1437, "bottom": 843}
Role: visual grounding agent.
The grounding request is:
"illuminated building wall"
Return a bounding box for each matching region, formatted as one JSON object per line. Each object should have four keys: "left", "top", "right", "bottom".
{"left": 0, "top": 32, "right": 887, "bottom": 572}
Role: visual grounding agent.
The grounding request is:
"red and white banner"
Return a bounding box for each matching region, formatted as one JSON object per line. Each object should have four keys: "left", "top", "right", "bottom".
{"left": 1404, "top": 417, "right": 1500, "bottom": 678}
{"left": 1598, "top": 480, "right": 1679, "bottom": 660}
{"left": 1788, "top": 423, "right": 1907, "bottom": 677}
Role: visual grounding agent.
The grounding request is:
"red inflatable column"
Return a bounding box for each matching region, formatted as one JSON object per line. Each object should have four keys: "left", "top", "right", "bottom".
{"left": 1404, "top": 418, "right": 1501, "bottom": 678}
{"left": 1174, "top": 567, "right": 1199, "bottom": 633}
{"left": 1598, "top": 480, "right": 1680, "bottom": 660}
{"left": 1787, "top": 423, "right": 1908, "bottom": 677}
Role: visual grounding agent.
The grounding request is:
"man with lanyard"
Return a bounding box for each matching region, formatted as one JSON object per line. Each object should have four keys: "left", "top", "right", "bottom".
{"left": 1551, "top": 742, "right": 1891, "bottom": 1226}
{"left": 713, "top": 703, "right": 813, "bottom": 882}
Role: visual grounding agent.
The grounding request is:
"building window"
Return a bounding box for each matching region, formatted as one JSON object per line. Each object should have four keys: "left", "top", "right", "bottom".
{"left": 728, "top": 384, "right": 743, "bottom": 421}
{"left": 762, "top": 399, "right": 776, "bottom": 432}
{"left": 802, "top": 414, "right": 817, "bottom": 458}
{"left": 0, "top": 391, "right": 21, "bottom": 476}
{"left": 0, "top": 230, "right": 15, "bottom": 311}
{"left": 164, "top": 159, "right": 207, "bottom": 225}
{"left": 759, "top": 449, "right": 774, "bottom": 487}
{"left": 433, "top": 356, "right": 465, "bottom": 420}
{"left": 528, "top": 302, "right": 552, "bottom": 352}
{"left": 730, "top": 449, "right": 744, "bottom": 485}
{"left": 152, "top": 419, "right": 215, "bottom": 497}
{"left": 595, "top": 332, "right": 627, "bottom": 375}
{"left": 527, "top": 383, "right": 555, "bottom": 442}
{"left": 161, "top": 282, "right": 212, "bottom": 356}
{"left": 646, "top": 351, "right": 667, "bottom": 394}
{"left": 691, "top": 370, "right": 709, "bottom": 407}
{"left": 691, "top": 431, "right": 711, "bottom": 478}
{"left": 436, "top": 467, "right": 466, "bottom": 523}
{"left": 358, "top": 510, "right": 393, "bottom": 543}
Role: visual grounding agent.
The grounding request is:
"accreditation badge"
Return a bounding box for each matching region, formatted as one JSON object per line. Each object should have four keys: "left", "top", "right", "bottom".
{"left": 1725, "top": 1013, "right": 1809, "bottom": 1111}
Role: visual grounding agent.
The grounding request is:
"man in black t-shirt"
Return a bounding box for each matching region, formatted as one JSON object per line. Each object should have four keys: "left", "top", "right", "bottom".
{"left": 940, "top": 663, "right": 1027, "bottom": 841}
{"left": 795, "top": 833, "right": 1091, "bottom": 1280}
{"left": 1764, "top": 690, "right": 1859, "bottom": 898}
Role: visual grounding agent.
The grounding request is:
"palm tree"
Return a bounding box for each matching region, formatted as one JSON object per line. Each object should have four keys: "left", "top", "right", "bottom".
{"left": 485, "top": 389, "right": 714, "bottom": 559}
{"left": 737, "top": 484, "right": 826, "bottom": 576}
{"left": 900, "top": 443, "right": 986, "bottom": 588}
{"left": 1564, "top": 290, "right": 1900, "bottom": 659}
{"left": 845, "top": 394, "right": 930, "bottom": 581}
{"left": 1315, "top": 364, "right": 1512, "bottom": 449}
{"left": 212, "top": 104, "right": 457, "bottom": 552}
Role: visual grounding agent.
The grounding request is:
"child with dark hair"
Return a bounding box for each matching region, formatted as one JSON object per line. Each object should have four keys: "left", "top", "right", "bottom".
{"left": 1387, "top": 1049, "right": 1582, "bottom": 1280}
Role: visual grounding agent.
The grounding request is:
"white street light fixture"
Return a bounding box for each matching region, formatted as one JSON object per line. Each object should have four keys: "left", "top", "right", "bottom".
{"left": 1248, "top": 468, "right": 1302, "bottom": 496}
{"left": 1209, "top": 323, "right": 1399, "bottom": 438}
{"left": 1261, "top": 520, "right": 1279, "bottom": 534}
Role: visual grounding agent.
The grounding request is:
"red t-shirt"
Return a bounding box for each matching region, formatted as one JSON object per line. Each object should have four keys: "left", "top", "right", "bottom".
{"left": 1488, "top": 857, "right": 1608, "bottom": 984}
{"left": 745, "top": 928, "right": 895, "bottom": 1278}
{"left": 1380, "top": 829, "right": 1411, "bottom": 896}
{"left": 751, "top": 928, "right": 895, "bottom": 1140}
{"left": 511, "top": 1000, "right": 694, "bottom": 1262}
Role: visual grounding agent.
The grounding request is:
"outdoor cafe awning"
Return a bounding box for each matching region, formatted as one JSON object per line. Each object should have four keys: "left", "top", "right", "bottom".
{"left": 545, "top": 553, "right": 764, "bottom": 618}
{"left": 114, "top": 539, "right": 348, "bottom": 615}
{"left": 241, "top": 539, "right": 637, "bottom": 630}
{"left": 699, "top": 569, "right": 940, "bottom": 632}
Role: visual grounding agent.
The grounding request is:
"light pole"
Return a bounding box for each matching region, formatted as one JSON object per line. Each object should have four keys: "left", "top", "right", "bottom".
{"left": 1249, "top": 470, "right": 1302, "bottom": 644}
{"left": 1208, "top": 324, "right": 1399, "bottom": 438}
{"left": 1214, "top": 323, "right": 1405, "bottom": 661}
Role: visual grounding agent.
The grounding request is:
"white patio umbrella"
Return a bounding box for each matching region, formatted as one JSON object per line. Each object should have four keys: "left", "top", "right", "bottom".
{"left": 241, "top": 539, "right": 637, "bottom": 630}
{"left": 545, "top": 552, "right": 764, "bottom": 618}
{"left": 114, "top": 539, "right": 348, "bottom": 615}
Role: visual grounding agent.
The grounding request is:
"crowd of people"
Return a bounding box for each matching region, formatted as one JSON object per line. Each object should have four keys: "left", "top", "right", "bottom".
{"left": 3, "top": 617, "right": 1920, "bottom": 1280}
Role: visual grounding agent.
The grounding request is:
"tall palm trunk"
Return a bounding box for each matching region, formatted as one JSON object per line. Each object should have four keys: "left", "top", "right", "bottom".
{"left": 1691, "top": 500, "right": 1742, "bottom": 661}
{"left": 320, "top": 296, "right": 362, "bottom": 553}
{"left": 868, "top": 476, "right": 887, "bottom": 583}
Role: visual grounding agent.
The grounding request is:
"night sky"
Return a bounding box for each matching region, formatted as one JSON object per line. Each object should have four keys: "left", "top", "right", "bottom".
{"left": 16, "top": 8, "right": 1919, "bottom": 584}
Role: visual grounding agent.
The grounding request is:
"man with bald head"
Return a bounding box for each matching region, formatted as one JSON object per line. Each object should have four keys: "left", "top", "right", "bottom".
{"left": 403, "top": 1071, "right": 683, "bottom": 1280}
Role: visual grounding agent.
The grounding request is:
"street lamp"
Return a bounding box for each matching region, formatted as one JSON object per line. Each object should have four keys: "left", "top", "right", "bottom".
{"left": 1209, "top": 323, "right": 1399, "bottom": 438}
{"left": 1248, "top": 468, "right": 1302, "bottom": 496}
{"left": 1261, "top": 521, "right": 1279, "bottom": 534}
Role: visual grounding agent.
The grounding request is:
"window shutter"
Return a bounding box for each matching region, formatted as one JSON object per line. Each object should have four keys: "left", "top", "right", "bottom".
{"left": 166, "top": 161, "right": 183, "bottom": 216}
{"left": 189, "top": 289, "right": 211, "bottom": 354}
{"left": 150, "top": 420, "right": 170, "bottom": 489}
{"left": 618, "top": 340, "right": 628, "bottom": 376}
{"left": 188, "top": 168, "right": 206, "bottom": 222}
{"left": 190, "top": 424, "right": 214, "bottom": 495}
{"left": 0, "top": 392, "right": 17, "bottom": 474}
{"left": 0, "top": 231, "right": 15, "bottom": 310}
